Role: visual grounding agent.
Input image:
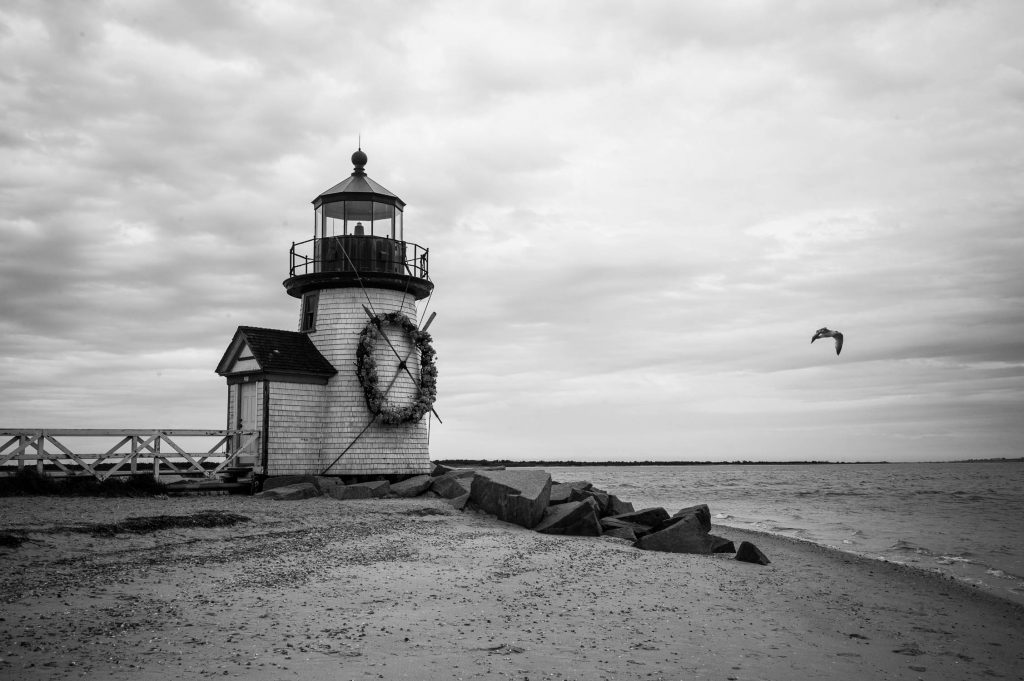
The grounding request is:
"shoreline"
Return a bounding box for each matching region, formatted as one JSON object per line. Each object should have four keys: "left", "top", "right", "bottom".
{"left": 437, "top": 459, "right": 1024, "bottom": 466}
{"left": 717, "top": 522, "right": 1024, "bottom": 611}
{"left": 716, "top": 520, "right": 1024, "bottom": 609}
{"left": 2, "top": 494, "right": 1023, "bottom": 680}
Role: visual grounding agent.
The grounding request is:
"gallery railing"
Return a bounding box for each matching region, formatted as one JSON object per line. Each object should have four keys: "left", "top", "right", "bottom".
{"left": 0, "top": 429, "right": 260, "bottom": 481}
{"left": 289, "top": 235, "right": 429, "bottom": 280}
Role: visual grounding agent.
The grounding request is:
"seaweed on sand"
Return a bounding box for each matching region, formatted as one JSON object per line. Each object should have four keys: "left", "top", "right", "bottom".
{"left": 0, "top": 468, "right": 170, "bottom": 497}
{"left": 69, "top": 510, "right": 251, "bottom": 536}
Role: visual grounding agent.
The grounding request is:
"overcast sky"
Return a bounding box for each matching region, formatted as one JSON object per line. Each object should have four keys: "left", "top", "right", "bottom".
{"left": 2, "top": 1, "right": 1022, "bottom": 463}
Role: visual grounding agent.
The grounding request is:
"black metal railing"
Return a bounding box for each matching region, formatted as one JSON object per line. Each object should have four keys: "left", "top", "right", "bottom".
{"left": 289, "top": 236, "right": 429, "bottom": 280}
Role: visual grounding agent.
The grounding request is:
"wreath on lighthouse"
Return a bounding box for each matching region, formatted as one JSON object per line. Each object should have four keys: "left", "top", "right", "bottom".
{"left": 356, "top": 311, "right": 438, "bottom": 424}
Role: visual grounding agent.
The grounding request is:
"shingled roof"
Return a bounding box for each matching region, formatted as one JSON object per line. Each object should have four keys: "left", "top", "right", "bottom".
{"left": 215, "top": 326, "right": 336, "bottom": 377}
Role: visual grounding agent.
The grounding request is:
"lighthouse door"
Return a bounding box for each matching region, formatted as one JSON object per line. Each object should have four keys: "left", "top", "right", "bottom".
{"left": 236, "top": 381, "right": 258, "bottom": 457}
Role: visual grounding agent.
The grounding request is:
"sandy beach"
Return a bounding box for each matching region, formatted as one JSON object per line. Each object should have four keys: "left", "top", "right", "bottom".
{"left": 2, "top": 494, "right": 1022, "bottom": 681}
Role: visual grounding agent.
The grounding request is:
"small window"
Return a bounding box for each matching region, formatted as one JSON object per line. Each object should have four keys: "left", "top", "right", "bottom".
{"left": 301, "top": 292, "right": 319, "bottom": 332}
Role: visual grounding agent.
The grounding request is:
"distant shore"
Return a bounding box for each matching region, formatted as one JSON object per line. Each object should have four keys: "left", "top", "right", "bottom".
{"left": 2, "top": 494, "right": 1023, "bottom": 680}
{"left": 436, "top": 458, "right": 1024, "bottom": 467}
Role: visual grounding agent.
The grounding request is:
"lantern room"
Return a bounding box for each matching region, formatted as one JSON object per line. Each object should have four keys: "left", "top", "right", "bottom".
{"left": 315, "top": 149, "right": 404, "bottom": 240}
{"left": 285, "top": 149, "right": 432, "bottom": 300}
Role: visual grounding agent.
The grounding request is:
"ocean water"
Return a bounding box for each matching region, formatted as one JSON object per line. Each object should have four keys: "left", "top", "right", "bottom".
{"left": 539, "top": 463, "right": 1024, "bottom": 605}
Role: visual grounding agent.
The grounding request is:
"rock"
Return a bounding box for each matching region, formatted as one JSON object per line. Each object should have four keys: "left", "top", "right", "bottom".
{"left": 446, "top": 492, "right": 471, "bottom": 511}
{"left": 599, "top": 517, "right": 648, "bottom": 534}
{"left": 606, "top": 495, "right": 634, "bottom": 516}
{"left": 553, "top": 480, "right": 593, "bottom": 490}
{"left": 351, "top": 480, "right": 390, "bottom": 497}
{"left": 470, "top": 469, "right": 552, "bottom": 529}
{"left": 534, "top": 501, "right": 602, "bottom": 536}
{"left": 708, "top": 535, "right": 736, "bottom": 553}
{"left": 263, "top": 476, "right": 319, "bottom": 492}
{"left": 431, "top": 473, "right": 472, "bottom": 499}
{"left": 549, "top": 481, "right": 592, "bottom": 505}
{"left": 672, "top": 504, "right": 711, "bottom": 533}
{"left": 735, "top": 541, "right": 771, "bottom": 565}
{"left": 390, "top": 475, "right": 433, "bottom": 498}
{"left": 602, "top": 525, "right": 638, "bottom": 542}
{"left": 314, "top": 477, "right": 344, "bottom": 493}
{"left": 549, "top": 484, "right": 574, "bottom": 505}
{"left": 607, "top": 507, "right": 670, "bottom": 528}
{"left": 570, "top": 488, "right": 610, "bottom": 515}
{"left": 325, "top": 485, "right": 373, "bottom": 500}
{"left": 636, "top": 515, "right": 716, "bottom": 554}
{"left": 431, "top": 464, "right": 504, "bottom": 477}
{"left": 255, "top": 482, "right": 320, "bottom": 500}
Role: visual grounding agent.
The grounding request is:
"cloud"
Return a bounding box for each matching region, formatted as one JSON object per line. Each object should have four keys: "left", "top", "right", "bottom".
{"left": 1, "top": 0, "right": 1022, "bottom": 460}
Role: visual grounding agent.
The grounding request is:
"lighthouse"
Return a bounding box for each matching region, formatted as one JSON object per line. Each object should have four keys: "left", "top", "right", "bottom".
{"left": 215, "top": 149, "right": 436, "bottom": 479}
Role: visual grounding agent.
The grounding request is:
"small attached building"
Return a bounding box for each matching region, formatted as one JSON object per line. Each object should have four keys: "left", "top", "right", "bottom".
{"left": 215, "top": 326, "right": 337, "bottom": 475}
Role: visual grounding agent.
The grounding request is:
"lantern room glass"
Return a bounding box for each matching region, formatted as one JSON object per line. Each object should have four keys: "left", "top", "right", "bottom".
{"left": 319, "top": 200, "right": 403, "bottom": 239}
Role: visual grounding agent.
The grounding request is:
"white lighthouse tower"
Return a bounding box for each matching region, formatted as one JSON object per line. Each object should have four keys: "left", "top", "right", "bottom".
{"left": 216, "top": 149, "right": 435, "bottom": 479}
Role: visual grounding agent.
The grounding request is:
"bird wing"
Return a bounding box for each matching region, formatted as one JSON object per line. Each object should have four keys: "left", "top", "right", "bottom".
{"left": 834, "top": 332, "right": 843, "bottom": 355}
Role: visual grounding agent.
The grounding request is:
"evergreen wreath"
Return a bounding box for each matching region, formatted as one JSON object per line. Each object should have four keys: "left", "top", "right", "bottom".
{"left": 356, "top": 311, "right": 437, "bottom": 424}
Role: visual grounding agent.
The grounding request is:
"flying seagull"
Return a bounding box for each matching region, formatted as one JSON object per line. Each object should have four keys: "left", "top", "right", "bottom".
{"left": 811, "top": 327, "right": 844, "bottom": 355}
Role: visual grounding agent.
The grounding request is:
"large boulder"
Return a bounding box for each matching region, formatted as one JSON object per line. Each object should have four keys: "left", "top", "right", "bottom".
{"left": 709, "top": 535, "right": 736, "bottom": 554}
{"left": 431, "top": 464, "right": 504, "bottom": 477}
{"left": 325, "top": 485, "right": 373, "bottom": 500}
{"left": 606, "top": 495, "right": 635, "bottom": 516}
{"left": 735, "top": 541, "right": 771, "bottom": 565}
{"left": 549, "top": 481, "right": 592, "bottom": 505}
{"left": 603, "top": 525, "right": 638, "bottom": 542}
{"left": 607, "top": 507, "right": 670, "bottom": 529}
{"left": 672, "top": 504, "right": 711, "bottom": 533}
{"left": 570, "top": 488, "right": 610, "bottom": 515}
{"left": 314, "top": 477, "right": 345, "bottom": 494}
{"left": 352, "top": 480, "right": 391, "bottom": 497}
{"left": 446, "top": 492, "right": 471, "bottom": 511}
{"left": 390, "top": 475, "right": 433, "bottom": 498}
{"left": 470, "top": 469, "right": 552, "bottom": 529}
{"left": 431, "top": 473, "right": 472, "bottom": 499}
{"left": 534, "top": 500, "right": 602, "bottom": 536}
{"left": 600, "top": 517, "right": 648, "bottom": 534}
{"left": 636, "top": 515, "right": 717, "bottom": 554}
{"left": 263, "top": 476, "right": 319, "bottom": 492}
{"left": 255, "top": 482, "right": 320, "bottom": 500}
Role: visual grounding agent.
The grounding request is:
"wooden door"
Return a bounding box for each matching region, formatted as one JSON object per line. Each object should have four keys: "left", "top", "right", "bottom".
{"left": 237, "top": 381, "right": 258, "bottom": 458}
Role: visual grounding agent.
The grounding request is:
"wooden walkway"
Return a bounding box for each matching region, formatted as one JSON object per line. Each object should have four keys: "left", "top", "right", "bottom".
{"left": 0, "top": 429, "right": 260, "bottom": 484}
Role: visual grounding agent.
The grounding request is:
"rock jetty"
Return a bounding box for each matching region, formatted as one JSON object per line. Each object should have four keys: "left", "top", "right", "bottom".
{"left": 254, "top": 464, "right": 769, "bottom": 564}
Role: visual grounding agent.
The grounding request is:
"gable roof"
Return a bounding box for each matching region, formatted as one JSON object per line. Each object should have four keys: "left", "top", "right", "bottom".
{"left": 215, "top": 326, "right": 337, "bottom": 377}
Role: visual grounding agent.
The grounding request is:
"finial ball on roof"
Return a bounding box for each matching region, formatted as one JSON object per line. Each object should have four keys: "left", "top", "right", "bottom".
{"left": 352, "top": 148, "right": 368, "bottom": 169}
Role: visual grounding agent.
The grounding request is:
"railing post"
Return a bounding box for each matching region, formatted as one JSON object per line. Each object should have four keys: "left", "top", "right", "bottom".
{"left": 36, "top": 430, "right": 45, "bottom": 475}
{"left": 152, "top": 434, "right": 160, "bottom": 481}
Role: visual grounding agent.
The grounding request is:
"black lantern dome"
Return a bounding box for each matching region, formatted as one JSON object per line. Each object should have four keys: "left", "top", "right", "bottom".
{"left": 284, "top": 149, "right": 431, "bottom": 300}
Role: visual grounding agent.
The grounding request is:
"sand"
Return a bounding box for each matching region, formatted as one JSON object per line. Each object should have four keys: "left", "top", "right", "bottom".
{"left": 1, "top": 494, "right": 1022, "bottom": 680}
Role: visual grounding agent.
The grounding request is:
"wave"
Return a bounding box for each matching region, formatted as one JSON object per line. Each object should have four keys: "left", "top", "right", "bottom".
{"left": 887, "top": 539, "right": 933, "bottom": 555}
{"left": 768, "top": 525, "right": 808, "bottom": 536}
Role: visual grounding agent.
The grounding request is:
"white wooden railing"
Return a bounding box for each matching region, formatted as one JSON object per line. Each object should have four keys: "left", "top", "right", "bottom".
{"left": 0, "top": 429, "right": 260, "bottom": 482}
